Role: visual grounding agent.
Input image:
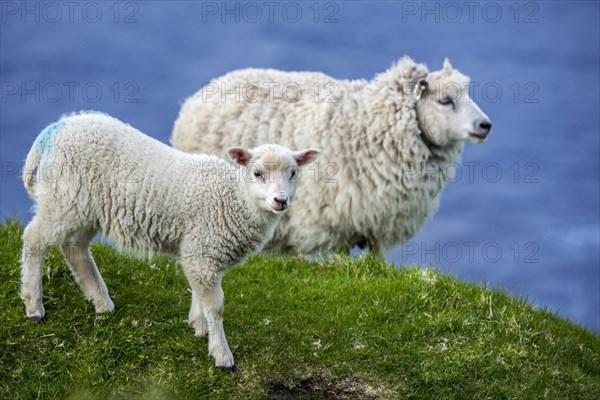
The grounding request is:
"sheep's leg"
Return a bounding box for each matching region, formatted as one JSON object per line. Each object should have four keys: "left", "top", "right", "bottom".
{"left": 60, "top": 231, "right": 114, "bottom": 313}
{"left": 368, "top": 240, "right": 386, "bottom": 259}
{"left": 20, "top": 217, "right": 50, "bottom": 322}
{"left": 188, "top": 289, "right": 209, "bottom": 338}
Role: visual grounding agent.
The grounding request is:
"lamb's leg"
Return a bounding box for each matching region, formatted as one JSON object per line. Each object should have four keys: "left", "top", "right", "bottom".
{"left": 20, "top": 218, "right": 50, "bottom": 322}
{"left": 200, "top": 280, "right": 234, "bottom": 370}
{"left": 60, "top": 232, "right": 114, "bottom": 313}
{"left": 185, "top": 270, "right": 234, "bottom": 370}
{"left": 188, "top": 289, "right": 209, "bottom": 338}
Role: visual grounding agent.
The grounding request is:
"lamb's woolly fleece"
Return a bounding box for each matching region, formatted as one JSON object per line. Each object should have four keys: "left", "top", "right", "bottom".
{"left": 24, "top": 111, "right": 282, "bottom": 271}
{"left": 171, "top": 57, "right": 466, "bottom": 256}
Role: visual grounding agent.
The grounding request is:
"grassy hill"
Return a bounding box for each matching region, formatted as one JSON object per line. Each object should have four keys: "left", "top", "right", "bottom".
{"left": 1, "top": 220, "right": 598, "bottom": 399}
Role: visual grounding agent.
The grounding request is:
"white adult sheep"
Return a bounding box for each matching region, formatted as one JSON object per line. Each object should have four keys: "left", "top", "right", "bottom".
{"left": 171, "top": 57, "right": 492, "bottom": 257}
{"left": 20, "top": 111, "right": 319, "bottom": 370}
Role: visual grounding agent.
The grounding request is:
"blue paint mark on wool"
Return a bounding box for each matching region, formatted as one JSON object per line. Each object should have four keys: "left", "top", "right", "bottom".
{"left": 34, "top": 120, "right": 65, "bottom": 155}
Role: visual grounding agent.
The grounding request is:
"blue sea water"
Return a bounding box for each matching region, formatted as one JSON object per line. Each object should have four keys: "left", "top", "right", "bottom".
{"left": 1, "top": 1, "right": 598, "bottom": 332}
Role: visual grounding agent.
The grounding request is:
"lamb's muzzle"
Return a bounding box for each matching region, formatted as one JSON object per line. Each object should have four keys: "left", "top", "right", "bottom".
{"left": 272, "top": 195, "right": 289, "bottom": 211}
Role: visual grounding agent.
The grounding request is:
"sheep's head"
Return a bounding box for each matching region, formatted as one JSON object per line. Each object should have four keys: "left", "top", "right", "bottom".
{"left": 415, "top": 58, "right": 492, "bottom": 146}
{"left": 228, "top": 144, "right": 320, "bottom": 215}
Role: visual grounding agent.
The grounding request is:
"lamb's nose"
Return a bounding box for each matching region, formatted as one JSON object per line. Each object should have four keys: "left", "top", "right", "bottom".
{"left": 479, "top": 120, "right": 492, "bottom": 133}
{"left": 274, "top": 196, "right": 288, "bottom": 206}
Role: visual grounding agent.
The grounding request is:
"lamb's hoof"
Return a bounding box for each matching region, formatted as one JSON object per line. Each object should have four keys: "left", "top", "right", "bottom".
{"left": 190, "top": 320, "right": 209, "bottom": 338}
{"left": 29, "top": 315, "right": 45, "bottom": 323}
{"left": 218, "top": 365, "right": 236, "bottom": 373}
{"left": 94, "top": 298, "right": 115, "bottom": 313}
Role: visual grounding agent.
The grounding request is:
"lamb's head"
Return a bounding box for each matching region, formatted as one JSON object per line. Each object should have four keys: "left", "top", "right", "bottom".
{"left": 228, "top": 144, "right": 320, "bottom": 215}
{"left": 415, "top": 58, "right": 492, "bottom": 146}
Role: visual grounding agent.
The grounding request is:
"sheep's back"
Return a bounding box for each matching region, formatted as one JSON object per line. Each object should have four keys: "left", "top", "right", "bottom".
{"left": 171, "top": 68, "right": 365, "bottom": 156}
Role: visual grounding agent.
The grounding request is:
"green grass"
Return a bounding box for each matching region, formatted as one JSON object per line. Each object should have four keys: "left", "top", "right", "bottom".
{"left": 1, "top": 219, "right": 599, "bottom": 399}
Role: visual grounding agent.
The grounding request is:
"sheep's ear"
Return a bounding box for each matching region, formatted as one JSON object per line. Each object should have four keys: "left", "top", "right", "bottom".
{"left": 228, "top": 147, "right": 252, "bottom": 166}
{"left": 293, "top": 148, "right": 320, "bottom": 167}
{"left": 443, "top": 58, "right": 453, "bottom": 74}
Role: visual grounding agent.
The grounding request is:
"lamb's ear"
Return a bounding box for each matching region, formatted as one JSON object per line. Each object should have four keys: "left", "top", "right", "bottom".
{"left": 443, "top": 58, "right": 453, "bottom": 74}
{"left": 228, "top": 147, "right": 253, "bottom": 166}
{"left": 293, "top": 148, "right": 320, "bottom": 167}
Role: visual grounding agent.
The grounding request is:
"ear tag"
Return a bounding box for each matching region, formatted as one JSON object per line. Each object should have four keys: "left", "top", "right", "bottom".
{"left": 413, "top": 80, "right": 428, "bottom": 98}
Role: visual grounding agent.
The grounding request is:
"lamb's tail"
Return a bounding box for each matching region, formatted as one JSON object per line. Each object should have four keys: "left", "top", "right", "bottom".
{"left": 23, "top": 144, "right": 42, "bottom": 198}
{"left": 23, "top": 120, "right": 65, "bottom": 198}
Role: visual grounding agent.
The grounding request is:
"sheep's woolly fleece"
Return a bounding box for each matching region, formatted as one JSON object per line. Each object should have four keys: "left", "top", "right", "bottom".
{"left": 171, "top": 57, "right": 478, "bottom": 256}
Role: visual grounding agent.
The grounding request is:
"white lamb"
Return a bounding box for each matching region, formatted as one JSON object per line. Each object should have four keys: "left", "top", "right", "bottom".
{"left": 171, "top": 57, "right": 492, "bottom": 257}
{"left": 20, "top": 111, "right": 319, "bottom": 370}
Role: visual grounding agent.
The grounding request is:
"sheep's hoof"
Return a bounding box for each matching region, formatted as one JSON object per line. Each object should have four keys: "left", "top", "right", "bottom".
{"left": 218, "top": 365, "right": 236, "bottom": 373}
{"left": 28, "top": 315, "right": 46, "bottom": 323}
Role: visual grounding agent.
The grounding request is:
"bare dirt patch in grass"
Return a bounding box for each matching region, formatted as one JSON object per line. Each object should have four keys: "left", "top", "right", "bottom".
{"left": 266, "top": 370, "right": 392, "bottom": 399}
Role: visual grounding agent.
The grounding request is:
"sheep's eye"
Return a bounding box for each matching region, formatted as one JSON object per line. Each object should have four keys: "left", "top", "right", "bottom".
{"left": 290, "top": 170, "right": 297, "bottom": 179}
{"left": 438, "top": 96, "right": 454, "bottom": 106}
{"left": 253, "top": 171, "right": 262, "bottom": 178}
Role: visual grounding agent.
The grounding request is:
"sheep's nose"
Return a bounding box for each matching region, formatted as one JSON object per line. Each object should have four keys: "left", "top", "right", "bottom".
{"left": 274, "top": 196, "right": 288, "bottom": 206}
{"left": 478, "top": 120, "right": 492, "bottom": 133}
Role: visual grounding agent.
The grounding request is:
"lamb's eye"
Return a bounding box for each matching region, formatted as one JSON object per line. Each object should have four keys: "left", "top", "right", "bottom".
{"left": 290, "top": 170, "right": 297, "bottom": 179}
{"left": 253, "top": 171, "right": 262, "bottom": 178}
{"left": 438, "top": 96, "right": 454, "bottom": 106}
